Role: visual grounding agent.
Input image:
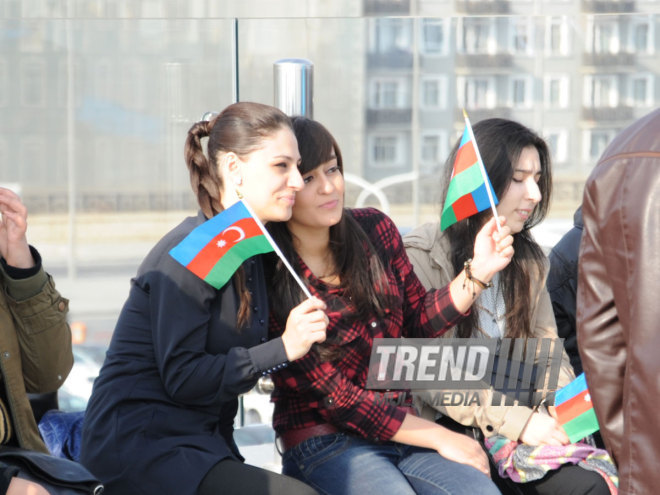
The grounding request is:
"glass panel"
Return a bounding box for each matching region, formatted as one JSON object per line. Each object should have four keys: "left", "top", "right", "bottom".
{"left": 2, "top": 7, "right": 660, "bottom": 421}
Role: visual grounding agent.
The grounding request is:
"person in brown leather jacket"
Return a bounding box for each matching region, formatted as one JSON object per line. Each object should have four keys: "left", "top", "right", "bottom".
{"left": 0, "top": 187, "right": 73, "bottom": 495}
{"left": 577, "top": 107, "right": 660, "bottom": 495}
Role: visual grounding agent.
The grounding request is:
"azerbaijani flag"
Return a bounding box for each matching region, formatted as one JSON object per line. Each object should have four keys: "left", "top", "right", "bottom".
{"left": 440, "top": 114, "right": 499, "bottom": 231}
{"left": 169, "top": 200, "right": 274, "bottom": 290}
{"left": 555, "top": 372, "right": 600, "bottom": 443}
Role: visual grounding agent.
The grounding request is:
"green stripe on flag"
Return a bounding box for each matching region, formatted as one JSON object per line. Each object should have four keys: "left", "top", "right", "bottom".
{"left": 440, "top": 207, "right": 458, "bottom": 231}
{"left": 562, "top": 407, "right": 599, "bottom": 443}
{"left": 204, "top": 236, "right": 273, "bottom": 289}
{"left": 444, "top": 165, "right": 484, "bottom": 206}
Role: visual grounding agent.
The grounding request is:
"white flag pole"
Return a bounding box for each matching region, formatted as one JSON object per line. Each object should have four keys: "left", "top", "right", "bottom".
{"left": 462, "top": 109, "right": 501, "bottom": 233}
{"left": 240, "top": 199, "right": 314, "bottom": 299}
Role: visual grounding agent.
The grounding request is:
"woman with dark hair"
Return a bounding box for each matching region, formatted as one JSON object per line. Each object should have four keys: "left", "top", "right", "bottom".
{"left": 266, "top": 116, "right": 514, "bottom": 495}
{"left": 80, "top": 102, "right": 327, "bottom": 495}
{"left": 404, "top": 118, "right": 615, "bottom": 494}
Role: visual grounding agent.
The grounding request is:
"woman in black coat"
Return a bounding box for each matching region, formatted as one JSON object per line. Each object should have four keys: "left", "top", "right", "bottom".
{"left": 80, "top": 102, "right": 327, "bottom": 495}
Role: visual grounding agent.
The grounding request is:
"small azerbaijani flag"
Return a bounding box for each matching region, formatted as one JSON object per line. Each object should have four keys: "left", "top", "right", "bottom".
{"left": 555, "top": 372, "right": 600, "bottom": 443}
{"left": 169, "top": 200, "right": 274, "bottom": 290}
{"left": 440, "top": 111, "right": 499, "bottom": 231}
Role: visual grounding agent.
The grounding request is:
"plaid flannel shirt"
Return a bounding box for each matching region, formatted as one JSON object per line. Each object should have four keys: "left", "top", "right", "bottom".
{"left": 270, "top": 208, "right": 466, "bottom": 442}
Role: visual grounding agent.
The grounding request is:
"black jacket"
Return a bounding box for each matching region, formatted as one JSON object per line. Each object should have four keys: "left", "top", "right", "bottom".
{"left": 546, "top": 206, "right": 583, "bottom": 374}
{"left": 81, "top": 211, "right": 288, "bottom": 495}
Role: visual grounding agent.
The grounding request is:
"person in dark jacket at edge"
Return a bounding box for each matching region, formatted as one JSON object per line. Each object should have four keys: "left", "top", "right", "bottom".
{"left": 547, "top": 206, "right": 583, "bottom": 375}
{"left": 0, "top": 187, "right": 73, "bottom": 495}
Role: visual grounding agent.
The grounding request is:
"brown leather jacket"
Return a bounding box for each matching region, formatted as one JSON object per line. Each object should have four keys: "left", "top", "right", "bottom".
{"left": 0, "top": 250, "right": 73, "bottom": 453}
{"left": 577, "top": 108, "right": 660, "bottom": 495}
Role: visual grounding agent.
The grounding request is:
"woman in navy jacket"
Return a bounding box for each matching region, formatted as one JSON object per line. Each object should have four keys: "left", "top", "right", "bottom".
{"left": 80, "top": 103, "right": 327, "bottom": 495}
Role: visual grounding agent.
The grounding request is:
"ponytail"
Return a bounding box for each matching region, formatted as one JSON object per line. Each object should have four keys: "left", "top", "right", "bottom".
{"left": 184, "top": 119, "right": 223, "bottom": 219}
{"left": 183, "top": 116, "right": 251, "bottom": 328}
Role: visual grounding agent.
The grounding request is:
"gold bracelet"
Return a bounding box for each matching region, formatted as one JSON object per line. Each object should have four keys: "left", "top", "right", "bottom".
{"left": 463, "top": 259, "right": 493, "bottom": 290}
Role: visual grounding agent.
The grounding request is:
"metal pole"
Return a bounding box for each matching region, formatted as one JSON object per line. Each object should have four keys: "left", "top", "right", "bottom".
{"left": 273, "top": 58, "right": 314, "bottom": 117}
{"left": 232, "top": 18, "right": 239, "bottom": 103}
{"left": 66, "top": 0, "right": 77, "bottom": 279}
{"left": 411, "top": 2, "right": 420, "bottom": 227}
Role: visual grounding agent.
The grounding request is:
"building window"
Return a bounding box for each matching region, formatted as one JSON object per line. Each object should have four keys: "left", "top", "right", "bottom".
{"left": 588, "top": 17, "right": 619, "bottom": 54}
{"left": 371, "top": 18, "right": 411, "bottom": 53}
{"left": 370, "top": 135, "right": 403, "bottom": 168}
{"left": 373, "top": 136, "right": 397, "bottom": 162}
{"left": 511, "top": 18, "right": 533, "bottom": 55}
{"left": 421, "top": 19, "right": 447, "bottom": 55}
{"left": 458, "top": 18, "right": 494, "bottom": 54}
{"left": 584, "top": 75, "right": 618, "bottom": 108}
{"left": 586, "top": 130, "right": 615, "bottom": 162}
{"left": 370, "top": 79, "right": 405, "bottom": 109}
{"left": 421, "top": 132, "right": 448, "bottom": 163}
{"left": 420, "top": 77, "right": 447, "bottom": 109}
{"left": 544, "top": 76, "right": 569, "bottom": 108}
{"left": 20, "top": 60, "right": 46, "bottom": 107}
{"left": 510, "top": 77, "right": 532, "bottom": 108}
{"left": 544, "top": 130, "right": 568, "bottom": 165}
{"left": 457, "top": 77, "right": 495, "bottom": 109}
{"left": 546, "top": 17, "right": 570, "bottom": 55}
{"left": 630, "top": 16, "right": 653, "bottom": 55}
{"left": 630, "top": 75, "right": 653, "bottom": 107}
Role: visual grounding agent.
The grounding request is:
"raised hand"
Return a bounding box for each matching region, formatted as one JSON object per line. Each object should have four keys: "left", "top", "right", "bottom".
{"left": 281, "top": 296, "right": 328, "bottom": 361}
{"left": 470, "top": 215, "right": 514, "bottom": 283}
{"left": 0, "top": 187, "right": 34, "bottom": 269}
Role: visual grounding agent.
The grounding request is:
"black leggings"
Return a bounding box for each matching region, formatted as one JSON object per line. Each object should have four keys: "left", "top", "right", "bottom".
{"left": 515, "top": 464, "right": 611, "bottom": 495}
{"left": 198, "top": 458, "right": 318, "bottom": 495}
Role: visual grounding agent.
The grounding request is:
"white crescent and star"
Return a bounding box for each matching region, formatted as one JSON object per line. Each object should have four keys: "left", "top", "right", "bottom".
{"left": 216, "top": 226, "right": 246, "bottom": 248}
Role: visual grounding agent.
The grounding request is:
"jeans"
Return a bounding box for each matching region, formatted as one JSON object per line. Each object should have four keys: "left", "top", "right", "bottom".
{"left": 282, "top": 433, "right": 501, "bottom": 495}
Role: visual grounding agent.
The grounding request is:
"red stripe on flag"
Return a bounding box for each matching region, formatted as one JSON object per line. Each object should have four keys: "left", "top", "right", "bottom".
{"left": 556, "top": 389, "right": 593, "bottom": 425}
{"left": 452, "top": 193, "right": 478, "bottom": 222}
{"left": 186, "top": 217, "right": 263, "bottom": 278}
{"left": 453, "top": 141, "right": 478, "bottom": 176}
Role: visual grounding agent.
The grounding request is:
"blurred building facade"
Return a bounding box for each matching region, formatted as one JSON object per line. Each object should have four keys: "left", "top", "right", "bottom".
{"left": 1, "top": 0, "right": 659, "bottom": 215}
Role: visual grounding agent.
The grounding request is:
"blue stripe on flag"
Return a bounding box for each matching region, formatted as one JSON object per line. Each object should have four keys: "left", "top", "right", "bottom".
{"left": 555, "top": 372, "right": 588, "bottom": 405}
{"left": 458, "top": 126, "right": 471, "bottom": 148}
{"left": 470, "top": 179, "right": 499, "bottom": 212}
{"left": 169, "top": 201, "right": 251, "bottom": 266}
{"left": 471, "top": 182, "right": 491, "bottom": 211}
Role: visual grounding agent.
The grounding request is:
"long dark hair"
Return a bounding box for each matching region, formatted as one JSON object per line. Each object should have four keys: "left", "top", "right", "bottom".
{"left": 184, "top": 102, "right": 293, "bottom": 328}
{"left": 268, "top": 117, "right": 391, "bottom": 353}
{"left": 443, "top": 118, "right": 552, "bottom": 339}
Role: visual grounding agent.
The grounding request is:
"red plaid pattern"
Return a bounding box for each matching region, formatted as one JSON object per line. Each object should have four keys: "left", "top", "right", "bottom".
{"left": 270, "top": 208, "right": 466, "bottom": 441}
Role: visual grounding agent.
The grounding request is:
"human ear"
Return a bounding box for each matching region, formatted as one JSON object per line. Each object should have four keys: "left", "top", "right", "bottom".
{"left": 220, "top": 152, "right": 242, "bottom": 184}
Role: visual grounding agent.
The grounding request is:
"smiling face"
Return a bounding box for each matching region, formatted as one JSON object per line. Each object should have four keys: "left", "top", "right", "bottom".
{"left": 496, "top": 145, "right": 542, "bottom": 234}
{"left": 228, "top": 127, "right": 303, "bottom": 223}
{"left": 287, "top": 156, "right": 345, "bottom": 234}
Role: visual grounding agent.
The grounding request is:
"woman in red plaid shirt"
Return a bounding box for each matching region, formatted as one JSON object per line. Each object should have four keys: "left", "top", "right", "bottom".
{"left": 266, "top": 117, "right": 514, "bottom": 495}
